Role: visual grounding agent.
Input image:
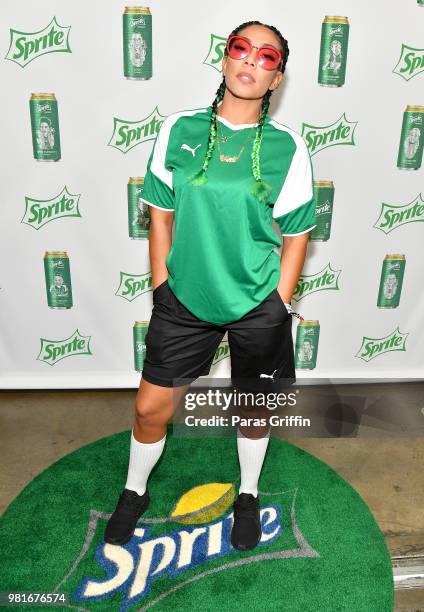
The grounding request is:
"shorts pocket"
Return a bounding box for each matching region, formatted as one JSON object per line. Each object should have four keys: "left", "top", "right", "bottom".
{"left": 273, "top": 289, "right": 289, "bottom": 317}
{"left": 152, "top": 279, "right": 168, "bottom": 302}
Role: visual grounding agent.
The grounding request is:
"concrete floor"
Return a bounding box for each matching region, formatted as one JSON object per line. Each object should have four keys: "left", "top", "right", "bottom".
{"left": 1, "top": 384, "right": 423, "bottom": 610}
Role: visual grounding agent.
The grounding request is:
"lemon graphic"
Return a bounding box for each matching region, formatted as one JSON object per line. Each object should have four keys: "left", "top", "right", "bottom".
{"left": 170, "top": 482, "right": 236, "bottom": 525}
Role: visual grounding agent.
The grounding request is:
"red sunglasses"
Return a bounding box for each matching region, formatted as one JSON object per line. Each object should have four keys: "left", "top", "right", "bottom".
{"left": 226, "top": 34, "right": 283, "bottom": 71}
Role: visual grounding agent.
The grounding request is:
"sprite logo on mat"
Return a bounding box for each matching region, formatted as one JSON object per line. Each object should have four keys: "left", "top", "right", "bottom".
{"left": 108, "top": 106, "right": 166, "bottom": 154}
{"left": 21, "top": 186, "right": 81, "bottom": 230}
{"left": 355, "top": 327, "right": 408, "bottom": 362}
{"left": 393, "top": 44, "right": 424, "bottom": 81}
{"left": 302, "top": 113, "right": 357, "bottom": 156}
{"left": 5, "top": 16, "right": 71, "bottom": 68}
{"left": 53, "top": 483, "right": 318, "bottom": 610}
{"left": 374, "top": 193, "right": 424, "bottom": 234}
{"left": 293, "top": 263, "right": 341, "bottom": 301}
{"left": 203, "top": 33, "right": 227, "bottom": 72}
{"left": 37, "top": 329, "right": 92, "bottom": 366}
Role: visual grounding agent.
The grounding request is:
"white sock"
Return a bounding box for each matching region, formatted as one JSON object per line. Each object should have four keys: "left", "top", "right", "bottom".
{"left": 237, "top": 428, "right": 270, "bottom": 498}
{"left": 124, "top": 428, "right": 166, "bottom": 496}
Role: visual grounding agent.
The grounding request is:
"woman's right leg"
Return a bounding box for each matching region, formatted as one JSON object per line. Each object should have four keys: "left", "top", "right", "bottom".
{"left": 124, "top": 378, "right": 191, "bottom": 495}
{"left": 104, "top": 377, "right": 190, "bottom": 544}
{"left": 104, "top": 278, "right": 223, "bottom": 544}
{"left": 134, "top": 377, "right": 190, "bottom": 442}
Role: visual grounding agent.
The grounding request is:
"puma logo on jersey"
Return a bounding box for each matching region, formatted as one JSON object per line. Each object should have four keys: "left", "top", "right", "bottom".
{"left": 259, "top": 369, "right": 278, "bottom": 381}
{"left": 181, "top": 143, "right": 202, "bottom": 157}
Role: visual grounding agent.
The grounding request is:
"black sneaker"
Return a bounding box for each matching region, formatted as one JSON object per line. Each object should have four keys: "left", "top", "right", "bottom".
{"left": 104, "top": 488, "right": 150, "bottom": 545}
{"left": 230, "top": 492, "right": 262, "bottom": 551}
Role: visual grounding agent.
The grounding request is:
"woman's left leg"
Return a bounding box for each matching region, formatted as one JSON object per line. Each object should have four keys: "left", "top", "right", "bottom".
{"left": 226, "top": 289, "right": 296, "bottom": 550}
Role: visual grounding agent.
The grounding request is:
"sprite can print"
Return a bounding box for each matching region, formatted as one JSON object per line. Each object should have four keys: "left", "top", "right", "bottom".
{"left": 128, "top": 177, "right": 151, "bottom": 239}
{"left": 309, "top": 181, "right": 334, "bottom": 242}
{"left": 133, "top": 321, "right": 149, "bottom": 371}
{"left": 397, "top": 106, "right": 424, "bottom": 170}
{"left": 123, "top": 7, "right": 152, "bottom": 80}
{"left": 44, "top": 251, "right": 73, "bottom": 309}
{"left": 377, "top": 254, "right": 406, "bottom": 309}
{"left": 318, "top": 16, "right": 349, "bottom": 87}
{"left": 295, "top": 321, "right": 320, "bottom": 369}
{"left": 30, "top": 93, "right": 61, "bottom": 161}
{"left": 418, "top": 0, "right": 424, "bottom": 6}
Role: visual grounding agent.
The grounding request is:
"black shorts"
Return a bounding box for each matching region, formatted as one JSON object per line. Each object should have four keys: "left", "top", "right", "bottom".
{"left": 141, "top": 279, "right": 296, "bottom": 392}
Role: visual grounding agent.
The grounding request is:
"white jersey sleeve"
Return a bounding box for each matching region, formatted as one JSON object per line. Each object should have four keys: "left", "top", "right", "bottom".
{"left": 140, "top": 117, "right": 175, "bottom": 211}
{"left": 272, "top": 135, "right": 316, "bottom": 235}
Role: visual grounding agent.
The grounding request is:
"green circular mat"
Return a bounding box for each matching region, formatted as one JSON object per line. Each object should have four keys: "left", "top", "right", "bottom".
{"left": 0, "top": 426, "right": 394, "bottom": 611}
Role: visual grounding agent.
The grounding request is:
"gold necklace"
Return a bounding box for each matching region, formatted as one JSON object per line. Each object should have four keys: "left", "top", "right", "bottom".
{"left": 216, "top": 128, "right": 253, "bottom": 163}
{"left": 216, "top": 112, "right": 259, "bottom": 141}
{"left": 217, "top": 122, "right": 240, "bottom": 143}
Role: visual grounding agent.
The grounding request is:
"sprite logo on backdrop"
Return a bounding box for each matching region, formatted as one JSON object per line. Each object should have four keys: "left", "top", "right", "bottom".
{"left": 292, "top": 263, "right": 341, "bottom": 301}
{"left": 115, "top": 272, "right": 153, "bottom": 301}
{"left": 393, "top": 44, "right": 424, "bottom": 81}
{"left": 212, "top": 339, "right": 229, "bottom": 365}
{"left": 108, "top": 106, "right": 166, "bottom": 154}
{"left": 37, "top": 329, "right": 92, "bottom": 366}
{"left": 5, "top": 16, "right": 71, "bottom": 68}
{"left": 302, "top": 113, "right": 357, "bottom": 156}
{"left": 355, "top": 327, "right": 408, "bottom": 362}
{"left": 374, "top": 193, "right": 424, "bottom": 234}
{"left": 203, "top": 33, "right": 227, "bottom": 72}
{"left": 21, "top": 186, "right": 81, "bottom": 230}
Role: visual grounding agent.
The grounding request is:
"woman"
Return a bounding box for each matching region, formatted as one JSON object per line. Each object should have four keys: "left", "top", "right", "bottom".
{"left": 104, "top": 20, "right": 316, "bottom": 551}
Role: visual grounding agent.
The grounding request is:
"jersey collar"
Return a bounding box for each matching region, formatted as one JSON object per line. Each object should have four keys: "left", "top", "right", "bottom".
{"left": 206, "top": 104, "right": 271, "bottom": 131}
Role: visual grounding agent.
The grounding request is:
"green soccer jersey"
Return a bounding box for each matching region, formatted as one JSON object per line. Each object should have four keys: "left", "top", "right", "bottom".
{"left": 141, "top": 103, "right": 317, "bottom": 325}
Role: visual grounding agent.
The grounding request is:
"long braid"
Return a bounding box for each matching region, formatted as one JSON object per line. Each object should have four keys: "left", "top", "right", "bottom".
{"left": 189, "top": 80, "right": 226, "bottom": 186}
{"left": 251, "top": 89, "right": 272, "bottom": 202}
{"left": 189, "top": 20, "right": 290, "bottom": 204}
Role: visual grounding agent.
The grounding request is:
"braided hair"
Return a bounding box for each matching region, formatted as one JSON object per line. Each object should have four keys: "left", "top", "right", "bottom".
{"left": 189, "top": 21, "right": 289, "bottom": 204}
